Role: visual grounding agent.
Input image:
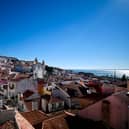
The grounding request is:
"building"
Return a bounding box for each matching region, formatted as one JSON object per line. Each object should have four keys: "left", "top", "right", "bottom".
{"left": 0, "top": 56, "right": 19, "bottom": 66}
{"left": 101, "top": 83, "right": 116, "bottom": 95}
{"left": 52, "top": 86, "right": 71, "bottom": 108}
{"left": 33, "top": 58, "right": 46, "bottom": 79}
{"left": 52, "top": 82, "right": 89, "bottom": 109}
{"left": 0, "top": 110, "right": 34, "bottom": 129}
{"left": 48, "top": 97, "right": 64, "bottom": 112}
{"left": 79, "top": 91, "right": 129, "bottom": 129}
{"left": 24, "top": 92, "right": 41, "bottom": 112}
{"left": 42, "top": 113, "right": 69, "bottom": 129}
{"left": 20, "top": 110, "right": 48, "bottom": 129}
{"left": 0, "top": 80, "right": 16, "bottom": 99}
{"left": 11, "top": 74, "right": 37, "bottom": 94}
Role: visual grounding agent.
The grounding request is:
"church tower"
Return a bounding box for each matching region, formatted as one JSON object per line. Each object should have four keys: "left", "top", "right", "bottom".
{"left": 34, "top": 57, "right": 38, "bottom": 64}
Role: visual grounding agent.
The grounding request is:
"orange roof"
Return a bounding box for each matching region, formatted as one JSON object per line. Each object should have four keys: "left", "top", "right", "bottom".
{"left": 20, "top": 111, "right": 48, "bottom": 126}
{"left": 0, "top": 120, "right": 16, "bottom": 129}
{"left": 15, "top": 111, "right": 34, "bottom": 129}
{"left": 43, "top": 114, "right": 69, "bottom": 129}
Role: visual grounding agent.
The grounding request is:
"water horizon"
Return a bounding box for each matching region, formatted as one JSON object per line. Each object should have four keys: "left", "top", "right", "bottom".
{"left": 71, "top": 69, "right": 129, "bottom": 78}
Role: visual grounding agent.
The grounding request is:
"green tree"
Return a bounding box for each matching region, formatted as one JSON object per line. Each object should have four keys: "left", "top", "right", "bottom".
{"left": 121, "top": 74, "right": 126, "bottom": 81}
{"left": 45, "top": 65, "right": 54, "bottom": 81}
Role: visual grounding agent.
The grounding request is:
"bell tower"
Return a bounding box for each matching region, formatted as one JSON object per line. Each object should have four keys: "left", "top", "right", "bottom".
{"left": 34, "top": 57, "right": 38, "bottom": 64}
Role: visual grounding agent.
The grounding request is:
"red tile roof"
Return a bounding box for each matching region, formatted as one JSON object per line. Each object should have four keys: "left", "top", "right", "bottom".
{"left": 20, "top": 111, "right": 48, "bottom": 126}
{"left": 43, "top": 114, "right": 69, "bottom": 129}
{"left": 15, "top": 111, "right": 34, "bottom": 129}
{"left": 0, "top": 120, "right": 16, "bottom": 129}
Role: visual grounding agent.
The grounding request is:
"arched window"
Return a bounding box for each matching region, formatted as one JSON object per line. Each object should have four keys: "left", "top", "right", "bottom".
{"left": 9, "top": 83, "right": 15, "bottom": 89}
{"left": 3, "top": 85, "right": 8, "bottom": 90}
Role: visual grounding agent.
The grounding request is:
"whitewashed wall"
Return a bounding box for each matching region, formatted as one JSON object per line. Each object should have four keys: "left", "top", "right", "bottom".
{"left": 14, "top": 78, "right": 37, "bottom": 94}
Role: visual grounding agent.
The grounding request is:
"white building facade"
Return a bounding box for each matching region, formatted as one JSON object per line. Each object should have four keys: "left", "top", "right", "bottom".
{"left": 33, "top": 60, "right": 46, "bottom": 79}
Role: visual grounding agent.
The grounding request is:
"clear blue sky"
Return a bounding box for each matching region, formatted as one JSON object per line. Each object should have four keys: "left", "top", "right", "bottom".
{"left": 0, "top": 0, "right": 129, "bottom": 69}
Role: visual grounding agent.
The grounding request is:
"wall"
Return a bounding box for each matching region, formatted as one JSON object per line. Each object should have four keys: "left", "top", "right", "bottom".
{"left": 53, "top": 87, "right": 71, "bottom": 108}
{"left": 33, "top": 63, "right": 46, "bottom": 79}
{"left": 79, "top": 94, "right": 129, "bottom": 129}
{"left": 14, "top": 78, "right": 37, "bottom": 94}
{"left": 41, "top": 99, "right": 48, "bottom": 112}
{"left": 48, "top": 101, "right": 64, "bottom": 112}
{"left": 0, "top": 82, "right": 16, "bottom": 98}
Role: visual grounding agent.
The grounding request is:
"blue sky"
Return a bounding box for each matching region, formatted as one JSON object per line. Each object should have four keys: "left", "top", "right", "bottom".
{"left": 0, "top": 0, "right": 129, "bottom": 69}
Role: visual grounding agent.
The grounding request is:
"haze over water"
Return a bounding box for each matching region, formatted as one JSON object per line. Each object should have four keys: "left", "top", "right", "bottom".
{"left": 73, "top": 69, "right": 129, "bottom": 78}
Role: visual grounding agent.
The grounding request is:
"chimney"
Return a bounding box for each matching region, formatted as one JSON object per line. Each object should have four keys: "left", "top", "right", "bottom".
{"left": 101, "top": 100, "right": 110, "bottom": 124}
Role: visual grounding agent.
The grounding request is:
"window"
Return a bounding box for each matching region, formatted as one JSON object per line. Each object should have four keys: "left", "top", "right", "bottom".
{"left": 58, "top": 102, "right": 63, "bottom": 109}
{"left": 9, "top": 83, "right": 15, "bottom": 89}
{"left": 52, "top": 103, "right": 56, "bottom": 111}
{"left": 3, "top": 85, "right": 8, "bottom": 90}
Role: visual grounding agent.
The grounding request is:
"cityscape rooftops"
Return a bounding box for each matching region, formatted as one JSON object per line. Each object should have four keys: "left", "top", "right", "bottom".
{"left": 43, "top": 113, "right": 69, "bottom": 129}
{"left": 79, "top": 91, "right": 129, "bottom": 129}
{"left": 0, "top": 110, "right": 34, "bottom": 129}
{"left": 20, "top": 110, "right": 48, "bottom": 125}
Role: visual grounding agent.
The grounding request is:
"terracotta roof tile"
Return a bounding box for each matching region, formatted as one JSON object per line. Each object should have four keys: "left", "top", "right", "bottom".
{"left": 20, "top": 111, "right": 48, "bottom": 126}
{"left": 43, "top": 114, "right": 69, "bottom": 129}
{"left": 0, "top": 120, "right": 16, "bottom": 129}
{"left": 15, "top": 111, "right": 34, "bottom": 129}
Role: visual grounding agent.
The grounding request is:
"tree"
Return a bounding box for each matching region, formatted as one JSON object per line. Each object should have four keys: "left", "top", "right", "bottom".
{"left": 121, "top": 74, "right": 126, "bottom": 81}
{"left": 45, "top": 65, "right": 53, "bottom": 74}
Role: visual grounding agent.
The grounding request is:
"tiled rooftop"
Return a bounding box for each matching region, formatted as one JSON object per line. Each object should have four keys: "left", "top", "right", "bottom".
{"left": 43, "top": 113, "right": 69, "bottom": 129}
{"left": 71, "top": 97, "right": 94, "bottom": 109}
{"left": 20, "top": 110, "right": 48, "bottom": 126}
{"left": 0, "top": 120, "right": 16, "bottom": 129}
{"left": 79, "top": 91, "right": 129, "bottom": 129}
{"left": 15, "top": 111, "right": 34, "bottom": 129}
{"left": 59, "top": 83, "right": 84, "bottom": 97}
